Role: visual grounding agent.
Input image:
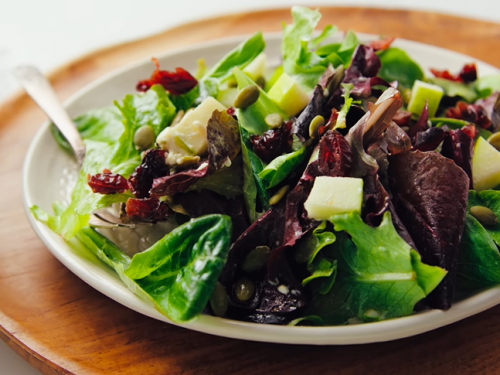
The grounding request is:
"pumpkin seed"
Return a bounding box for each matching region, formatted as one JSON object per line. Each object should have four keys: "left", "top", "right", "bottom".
{"left": 269, "top": 185, "right": 290, "bottom": 206}
{"left": 256, "top": 76, "right": 266, "bottom": 88}
{"left": 265, "top": 113, "right": 283, "bottom": 129}
{"left": 242, "top": 246, "right": 270, "bottom": 272}
{"left": 234, "top": 85, "right": 260, "bottom": 109}
{"left": 234, "top": 277, "right": 255, "bottom": 301}
{"left": 488, "top": 132, "right": 500, "bottom": 151}
{"left": 133, "top": 125, "right": 155, "bottom": 151}
{"left": 470, "top": 206, "right": 498, "bottom": 226}
{"left": 210, "top": 282, "right": 228, "bottom": 317}
{"left": 309, "top": 115, "right": 325, "bottom": 139}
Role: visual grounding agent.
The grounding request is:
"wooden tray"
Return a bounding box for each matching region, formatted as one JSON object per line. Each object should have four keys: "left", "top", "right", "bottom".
{"left": 1, "top": 7, "right": 500, "bottom": 374}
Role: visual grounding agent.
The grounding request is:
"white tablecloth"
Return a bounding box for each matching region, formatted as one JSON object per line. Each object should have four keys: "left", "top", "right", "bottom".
{"left": 1, "top": 0, "right": 498, "bottom": 373}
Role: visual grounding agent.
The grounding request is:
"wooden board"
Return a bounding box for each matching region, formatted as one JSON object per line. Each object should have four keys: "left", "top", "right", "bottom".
{"left": 1, "top": 7, "right": 500, "bottom": 374}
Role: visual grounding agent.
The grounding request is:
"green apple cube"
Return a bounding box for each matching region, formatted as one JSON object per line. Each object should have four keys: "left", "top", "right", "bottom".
{"left": 407, "top": 80, "right": 444, "bottom": 118}
{"left": 267, "top": 72, "right": 310, "bottom": 117}
{"left": 304, "top": 176, "right": 364, "bottom": 220}
{"left": 243, "top": 53, "right": 267, "bottom": 81}
{"left": 216, "top": 87, "right": 238, "bottom": 108}
{"left": 473, "top": 136, "right": 500, "bottom": 191}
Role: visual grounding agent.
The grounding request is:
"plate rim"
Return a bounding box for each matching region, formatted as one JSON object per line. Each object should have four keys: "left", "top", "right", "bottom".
{"left": 22, "top": 32, "right": 500, "bottom": 345}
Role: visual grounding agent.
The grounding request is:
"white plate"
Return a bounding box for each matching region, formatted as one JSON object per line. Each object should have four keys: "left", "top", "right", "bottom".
{"left": 23, "top": 33, "right": 500, "bottom": 345}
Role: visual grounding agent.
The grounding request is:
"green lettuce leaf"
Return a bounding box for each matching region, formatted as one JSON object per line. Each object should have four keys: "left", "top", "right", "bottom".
{"left": 76, "top": 214, "right": 232, "bottom": 323}
{"left": 240, "top": 128, "right": 270, "bottom": 222}
{"left": 307, "top": 212, "right": 446, "bottom": 325}
{"left": 258, "top": 147, "right": 308, "bottom": 189}
{"left": 377, "top": 47, "right": 424, "bottom": 89}
{"left": 282, "top": 6, "right": 340, "bottom": 91}
{"left": 294, "top": 221, "right": 337, "bottom": 294}
{"left": 474, "top": 74, "right": 500, "bottom": 99}
{"left": 233, "top": 67, "right": 287, "bottom": 135}
{"left": 334, "top": 83, "right": 354, "bottom": 130}
{"left": 428, "top": 77, "right": 478, "bottom": 103}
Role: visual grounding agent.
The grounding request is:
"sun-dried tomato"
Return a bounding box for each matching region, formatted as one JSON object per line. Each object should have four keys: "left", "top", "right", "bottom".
{"left": 430, "top": 63, "right": 477, "bottom": 83}
{"left": 136, "top": 58, "right": 198, "bottom": 95}
{"left": 446, "top": 101, "right": 491, "bottom": 129}
{"left": 128, "top": 149, "right": 169, "bottom": 198}
{"left": 87, "top": 172, "right": 128, "bottom": 195}
{"left": 125, "top": 197, "right": 171, "bottom": 222}
{"left": 461, "top": 124, "right": 478, "bottom": 139}
{"left": 250, "top": 121, "right": 293, "bottom": 163}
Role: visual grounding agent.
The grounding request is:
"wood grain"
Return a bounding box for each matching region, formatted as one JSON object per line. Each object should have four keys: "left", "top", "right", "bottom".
{"left": 1, "top": 7, "right": 500, "bottom": 375}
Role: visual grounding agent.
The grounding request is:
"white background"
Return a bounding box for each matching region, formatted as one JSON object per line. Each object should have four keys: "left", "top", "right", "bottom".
{"left": 0, "top": 0, "right": 499, "bottom": 373}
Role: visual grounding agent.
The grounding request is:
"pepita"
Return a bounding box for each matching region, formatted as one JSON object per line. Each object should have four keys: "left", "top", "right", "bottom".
{"left": 269, "top": 185, "right": 290, "bottom": 206}
{"left": 265, "top": 113, "right": 283, "bottom": 129}
{"left": 133, "top": 125, "right": 155, "bottom": 151}
{"left": 309, "top": 115, "right": 325, "bottom": 139}
{"left": 210, "top": 282, "right": 228, "bottom": 317}
{"left": 242, "top": 246, "right": 270, "bottom": 272}
{"left": 470, "top": 206, "right": 498, "bottom": 226}
{"left": 234, "top": 277, "right": 255, "bottom": 301}
{"left": 234, "top": 85, "right": 260, "bottom": 109}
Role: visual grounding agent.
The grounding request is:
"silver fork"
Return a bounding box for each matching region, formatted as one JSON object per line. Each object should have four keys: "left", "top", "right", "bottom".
{"left": 14, "top": 65, "right": 142, "bottom": 229}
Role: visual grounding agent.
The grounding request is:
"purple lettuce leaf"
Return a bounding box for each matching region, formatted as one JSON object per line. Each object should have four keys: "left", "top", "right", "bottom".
{"left": 388, "top": 150, "right": 469, "bottom": 309}
{"left": 343, "top": 45, "right": 381, "bottom": 99}
{"left": 413, "top": 127, "right": 446, "bottom": 152}
{"left": 441, "top": 129, "right": 474, "bottom": 187}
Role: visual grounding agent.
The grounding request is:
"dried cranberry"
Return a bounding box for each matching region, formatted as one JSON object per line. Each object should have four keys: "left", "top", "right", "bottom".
{"left": 368, "top": 37, "right": 395, "bottom": 52}
{"left": 446, "top": 101, "right": 491, "bottom": 129}
{"left": 462, "top": 124, "right": 478, "bottom": 139}
{"left": 128, "top": 149, "right": 169, "bottom": 198}
{"left": 430, "top": 63, "right": 477, "bottom": 83}
{"left": 392, "top": 110, "right": 412, "bottom": 128}
{"left": 125, "top": 197, "right": 171, "bottom": 222}
{"left": 250, "top": 121, "right": 293, "bottom": 163}
{"left": 226, "top": 107, "right": 235, "bottom": 116}
{"left": 87, "top": 172, "right": 128, "bottom": 195}
{"left": 136, "top": 58, "right": 198, "bottom": 95}
{"left": 459, "top": 63, "right": 477, "bottom": 83}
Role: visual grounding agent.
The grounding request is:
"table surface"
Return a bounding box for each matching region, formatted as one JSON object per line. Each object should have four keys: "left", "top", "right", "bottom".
{"left": 1, "top": 1, "right": 500, "bottom": 374}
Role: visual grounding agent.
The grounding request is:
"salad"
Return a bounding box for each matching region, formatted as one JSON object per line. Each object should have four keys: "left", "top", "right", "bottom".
{"left": 32, "top": 6, "right": 500, "bottom": 327}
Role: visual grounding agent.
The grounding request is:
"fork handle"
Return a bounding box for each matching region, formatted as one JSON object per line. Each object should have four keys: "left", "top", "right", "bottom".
{"left": 13, "top": 65, "right": 85, "bottom": 167}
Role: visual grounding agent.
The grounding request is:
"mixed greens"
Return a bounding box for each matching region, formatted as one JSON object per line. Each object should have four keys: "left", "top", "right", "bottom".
{"left": 33, "top": 6, "right": 500, "bottom": 326}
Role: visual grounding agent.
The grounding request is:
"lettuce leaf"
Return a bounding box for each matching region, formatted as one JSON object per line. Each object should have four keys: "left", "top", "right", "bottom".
{"left": 76, "top": 214, "right": 232, "bottom": 322}
{"left": 307, "top": 212, "right": 446, "bottom": 324}
{"left": 377, "top": 47, "right": 424, "bottom": 89}
{"left": 282, "top": 6, "right": 340, "bottom": 91}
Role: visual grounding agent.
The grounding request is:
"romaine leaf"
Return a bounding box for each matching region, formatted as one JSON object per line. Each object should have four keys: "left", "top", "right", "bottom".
{"left": 76, "top": 214, "right": 232, "bottom": 323}
{"left": 377, "top": 47, "right": 424, "bottom": 89}
{"left": 233, "top": 67, "right": 287, "bottom": 135}
{"left": 204, "top": 32, "right": 265, "bottom": 82}
{"left": 258, "top": 147, "right": 308, "bottom": 189}
{"left": 307, "top": 212, "right": 446, "bottom": 325}
{"left": 124, "top": 214, "right": 232, "bottom": 322}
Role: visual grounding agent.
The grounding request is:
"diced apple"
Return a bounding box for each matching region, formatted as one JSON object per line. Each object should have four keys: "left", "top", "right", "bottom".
{"left": 243, "top": 53, "right": 267, "bottom": 81}
{"left": 407, "top": 80, "right": 444, "bottom": 118}
{"left": 473, "top": 136, "right": 500, "bottom": 191}
{"left": 157, "top": 97, "right": 226, "bottom": 165}
{"left": 304, "top": 176, "right": 364, "bottom": 220}
{"left": 267, "top": 72, "right": 310, "bottom": 117}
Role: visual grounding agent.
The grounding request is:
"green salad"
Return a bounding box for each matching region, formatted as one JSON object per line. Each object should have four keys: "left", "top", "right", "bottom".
{"left": 33, "top": 6, "right": 500, "bottom": 326}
